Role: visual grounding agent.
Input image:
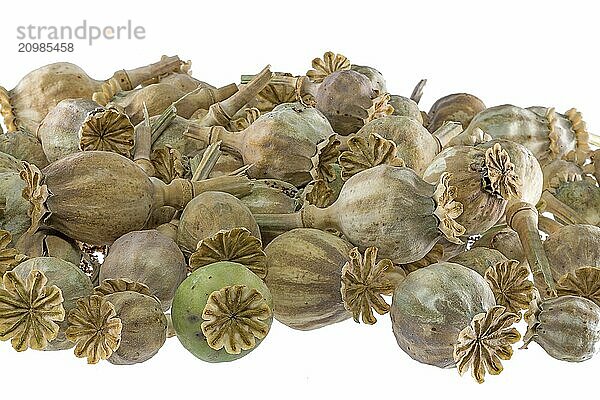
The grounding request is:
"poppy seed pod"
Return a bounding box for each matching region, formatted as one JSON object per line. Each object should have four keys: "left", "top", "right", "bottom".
{"left": 523, "top": 295, "right": 600, "bottom": 362}
{"left": 390, "top": 262, "right": 496, "bottom": 368}
{"left": 426, "top": 93, "right": 486, "bottom": 133}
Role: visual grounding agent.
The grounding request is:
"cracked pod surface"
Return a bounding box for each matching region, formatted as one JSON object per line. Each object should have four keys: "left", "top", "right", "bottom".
{"left": 11, "top": 257, "right": 93, "bottom": 350}
{"left": 390, "top": 262, "right": 496, "bottom": 368}
{"left": 171, "top": 261, "right": 273, "bottom": 363}
{"left": 100, "top": 230, "right": 187, "bottom": 311}
{"left": 264, "top": 228, "right": 353, "bottom": 330}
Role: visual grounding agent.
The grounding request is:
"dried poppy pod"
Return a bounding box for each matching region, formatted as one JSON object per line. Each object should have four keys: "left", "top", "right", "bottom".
{"left": 100, "top": 230, "right": 187, "bottom": 311}
{"left": 350, "top": 64, "right": 387, "bottom": 93}
{"left": 172, "top": 261, "right": 273, "bottom": 362}
{"left": 423, "top": 142, "right": 522, "bottom": 235}
{"left": 0, "top": 130, "right": 48, "bottom": 168}
{"left": 426, "top": 93, "right": 486, "bottom": 133}
{"left": 15, "top": 229, "right": 81, "bottom": 267}
{"left": 390, "top": 262, "right": 496, "bottom": 368}
{"left": 473, "top": 227, "right": 526, "bottom": 265}
{"left": 542, "top": 164, "right": 600, "bottom": 226}
{"left": 0, "top": 151, "right": 21, "bottom": 173}
{"left": 543, "top": 224, "right": 600, "bottom": 280}
{"left": 0, "top": 230, "right": 27, "bottom": 275}
{"left": 102, "top": 288, "right": 167, "bottom": 365}
{"left": 353, "top": 116, "right": 442, "bottom": 175}
{"left": 450, "top": 105, "right": 590, "bottom": 166}
{"left": 177, "top": 191, "right": 261, "bottom": 255}
{"left": 523, "top": 295, "right": 600, "bottom": 362}
{"left": 448, "top": 247, "right": 507, "bottom": 277}
{"left": 388, "top": 95, "right": 423, "bottom": 124}
{"left": 20, "top": 151, "right": 252, "bottom": 245}
{"left": 0, "top": 169, "right": 31, "bottom": 244}
{"left": 264, "top": 228, "right": 353, "bottom": 330}
{"left": 37, "top": 100, "right": 135, "bottom": 163}
{"left": 11, "top": 257, "right": 93, "bottom": 350}
{"left": 255, "top": 166, "right": 466, "bottom": 264}
{"left": 0, "top": 56, "right": 185, "bottom": 134}
{"left": 186, "top": 102, "right": 335, "bottom": 186}
{"left": 315, "top": 70, "right": 377, "bottom": 135}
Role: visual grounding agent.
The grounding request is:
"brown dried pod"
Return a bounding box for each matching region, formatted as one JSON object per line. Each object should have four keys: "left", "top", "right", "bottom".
{"left": 398, "top": 243, "right": 445, "bottom": 274}
{"left": 188, "top": 227, "right": 266, "bottom": 279}
{"left": 544, "top": 175, "right": 600, "bottom": 226}
{"left": 454, "top": 306, "right": 520, "bottom": 383}
{"left": 264, "top": 228, "right": 353, "bottom": 330}
{"left": 485, "top": 259, "right": 534, "bottom": 314}
{"left": 0, "top": 56, "right": 184, "bottom": 134}
{"left": 177, "top": 191, "right": 260, "bottom": 255}
{"left": 186, "top": 102, "right": 335, "bottom": 186}
{"left": 388, "top": 95, "right": 423, "bottom": 124}
{"left": 523, "top": 295, "right": 600, "bottom": 362}
{"left": 94, "top": 278, "right": 155, "bottom": 298}
{"left": 427, "top": 93, "right": 486, "bottom": 133}
{"left": 103, "top": 290, "right": 167, "bottom": 365}
{"left": 100, "top": 230, "right": 187, "bottom": 311}
{"left": 543, "top": 224, "right": 600, "bottom": 280}
{"left": 424, "top": 142, "right": 523, "bottom": 235}
{"left": 65, "top": 294, "right": 122, "bottom": 364}
{"left": 390, "top": 262, "right": 496, "bottom": 368}
{"left": 340, "top": 247, "right": 404, "bottom": 324}
{"left": 473, "top": 227, "right": 526, "bottom": 265}
{"left": 0, "top": 151, "right": 21, "bottom": 173}
{"left": 0, "top": 269, "right": 64, "bottom": 351}
{"left": 15, "top": 229, "right": 81, "bottom": 267}
{"left": 20, "top": 151, "right": 252, "bottom": 245}
{"left": 0, "top": 130, "right": 48, "bottom": 168}
{"left": 315, "top": 70, "right": 377, "bottom": 135}
{"left": 350, "top": 64, "right": 387, "bottom": 93}
{"left": 11, "top": 257, "right": 93, "bottom": 350}
{"left": 255, "top": 166, "right": 466, "bottom": 264}
{"left": 448, "top": 247, "right": 507, "bottom": 277}
{"left": 451, "top": 105, "right": 590, "bottom": 166}
{"left": 0, "top": 230, "right": 27, "bottom": 275}
{"left": 557, "top": 267, "right": 600, "bottom": 307}
{"left": 239, "top": 179, "right": 298, "bottom": 214}
{"left": 37, "top": 99, "right": 135, "bottom": 163}
{"left": 353, "top": 116, "right": 442, "bottom": 175}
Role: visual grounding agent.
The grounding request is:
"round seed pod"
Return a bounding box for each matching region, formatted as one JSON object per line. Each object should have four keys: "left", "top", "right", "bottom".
{"left": 0, "top": 171, "right": 30, "bottom": 244}
{"left": 144, "top": 206, "right": 178, "bottom": 230}
{"left": 452, "top": 105, "right": 588, "bottom": 166}
{"left": 36, "top": 99, "right": 99, "bottom": 163}
{"left": 177, "top": 191, "right": 260, "bottom": 255}
{"left": 264, "top": 228, "right": 353, "bottom": 330}
{"left": 448, "top": 247, "right": 508, "bottom": 276}
{"left": 355, "top": 116, "right": 440, "bottom": 175}
{"left": 12, "top": 257, "right": 93, "bottom": 350}
{"left": 473, "top": 227, "right": 526, "bottom": 265}
{"left": 426, "top": 93, "right": 486, "bottom": 133}
{"left": 104, "top": 290, "right": 167, "bottom": 365}
{"left": 37, "top": 100, "right": 135, "bottom": 163}
{"left": 423, "top": 142, "right": 522, "bottom": 235}
{"left": 0, "top": 151, "right": 21, "bottom": 173}
{"left": 171, "top": 261, "right": 273, "bottom": 362}
{"left": 551, "top": 176, "right": 600, "bottom": 226}
{"left": 544, "top": 224, "right": 600, "bottom": 280}
{"left": 100, "top": 230, "right": 187, "bottom": 311}
{"left": 351, "top": 64, "right": 387, "bottom": 93}
{"left": 388, "top": 95, "right": 423, "bottom": 124}
{"left": 240, "top": 179, "right": 298, "bottom": 245}
{"left": 523, "top": 295, "right": 600, "bottom": 362}
{"left": 15, "top": 229, "right": 81, "bottom": 266}
{"left": 316, "top": 70, "right": 377, "bottom": 135}
{"left": 390, "top": 262, "right": 496, "bottom": 368}
{"left": 0, "top": 130, "right": 48, "bottom": 168}
{"left": 33, "top": 151, "right": 154, "bottom": 244}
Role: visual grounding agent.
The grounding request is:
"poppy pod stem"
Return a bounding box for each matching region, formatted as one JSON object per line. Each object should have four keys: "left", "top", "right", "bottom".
{"left": 410, "top": 79, "right": 427, "bottom": 104}
{"left": 112, "top": 55, "right": 184, "bottom": 91}
{"left": 431, "top": 121, "right": 463, "bottom": 150}
{"left": 537, "top": 214, "right": 563, "bottom": 235}
{"left": 195, "top": 65, "right": 272, "bottom": 128}
{"left": 133, "top": 103, "right": 155, "bottom": 176}
{"left": 505, "top": 201, "right": 556, "bottom": 298}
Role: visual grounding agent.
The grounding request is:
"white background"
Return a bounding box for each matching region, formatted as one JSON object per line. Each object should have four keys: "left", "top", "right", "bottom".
{"left": 1, "top": 0, "right": 599, "bottom": 398}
